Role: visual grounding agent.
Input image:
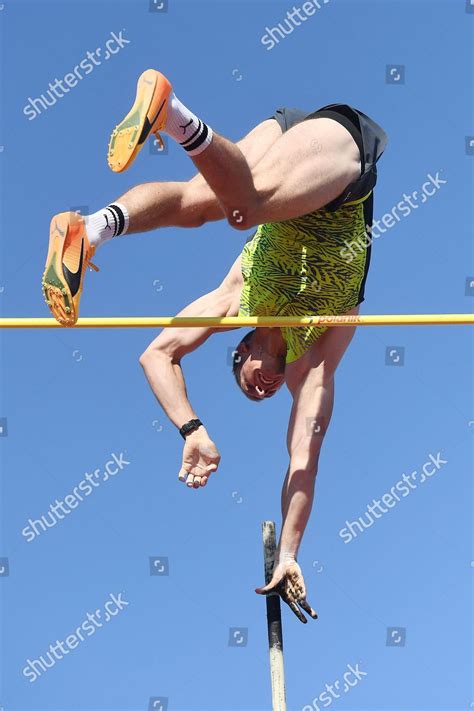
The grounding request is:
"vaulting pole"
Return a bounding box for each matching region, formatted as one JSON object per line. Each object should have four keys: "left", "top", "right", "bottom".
{"left": 262, "top": 521, "right": 286, "bottom": 711}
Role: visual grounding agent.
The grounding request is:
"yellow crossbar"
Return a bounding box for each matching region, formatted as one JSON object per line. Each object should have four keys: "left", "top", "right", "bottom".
{"left": 0, "top": 314, "right": 473, "bottom": 329}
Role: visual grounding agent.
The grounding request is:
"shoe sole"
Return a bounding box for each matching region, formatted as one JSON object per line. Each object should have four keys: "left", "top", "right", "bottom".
{"left": 42, "top": 213, "right": 77, "bottom": 326}
{"left": 107, "top": 69, "right": 172, "bottom": 173}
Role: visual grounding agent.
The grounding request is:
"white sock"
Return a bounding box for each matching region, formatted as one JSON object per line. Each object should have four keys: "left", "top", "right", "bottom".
{"left": 84, "top": 203, "right": 129, "bottom": 250}
{"left": 164, "top": 93, "right": 213, "bottom": 156}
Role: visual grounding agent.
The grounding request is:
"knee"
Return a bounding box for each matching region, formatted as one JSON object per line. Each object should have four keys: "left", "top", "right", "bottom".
{"left": 181, "top": 183, "right": 212, "bottom": 228}
{"left": 225, "top": 169, "right": 275, "bottom": 230}
{"left": 226, "top": 207, "right": 256, "bottom": 231}
{"left": 224, "top": 195, "right": 266, "bottom": 231}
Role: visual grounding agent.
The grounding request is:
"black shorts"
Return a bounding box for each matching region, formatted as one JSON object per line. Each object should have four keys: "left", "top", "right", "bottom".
{"left": 269, "top": 103, "right": 388, "bottom": 213}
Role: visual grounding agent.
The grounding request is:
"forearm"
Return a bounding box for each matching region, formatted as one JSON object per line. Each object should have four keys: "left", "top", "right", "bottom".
{"left": 277, "top": 462, "right": 317, "bottom": 563}
{"left": 140, "top": 350, "right": 199, "bottom": 430}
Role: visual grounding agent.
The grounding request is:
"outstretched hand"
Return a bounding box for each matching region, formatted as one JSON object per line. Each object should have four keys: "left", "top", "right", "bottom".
{"left": 255, "top": 560, "right": 318, "bottom": 624}
{"left": 177, "top": 431, "right": 221, "bottom": 488}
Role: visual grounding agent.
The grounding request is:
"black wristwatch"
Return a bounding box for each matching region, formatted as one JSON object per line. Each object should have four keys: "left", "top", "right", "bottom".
{"left": 179, "top": 418, "right": 203, "bottom": 439}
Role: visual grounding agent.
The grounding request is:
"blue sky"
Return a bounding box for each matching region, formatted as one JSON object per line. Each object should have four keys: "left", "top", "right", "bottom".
{"left": 0, "top": 1, "right": 473, "bottom": 710}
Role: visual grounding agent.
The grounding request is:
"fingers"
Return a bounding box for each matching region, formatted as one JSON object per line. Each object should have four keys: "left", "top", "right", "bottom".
{"left": 178, "top": 462, "right": 217, "bottom": 488}
{"left": 283, "top": 570, "right": 317, "bottom": 622}
{"left": 288, "top": 601, "right": 308, "bottom": 624}
{"left": 178, "top": 471, "right": 209, "bottom": 489}
{"left": 255, "top": 581, "right": 277, "bottom": 595}
{"left": 255, "top": 570, "right": 284, "bottom": 595}
{"left": 256, "top": 583, "right": 314, "bottom": 624}
{"left": 186, "top": 472, "right": 200, "bottom": 488}
{"left": 299, "top": 598, "right": 318, "bottom": 620}
{"left": 255, "top": 567, "right": 318, "bottom": 624}
{"left": 178, "top": 468, "right": 188, "bottom": 483}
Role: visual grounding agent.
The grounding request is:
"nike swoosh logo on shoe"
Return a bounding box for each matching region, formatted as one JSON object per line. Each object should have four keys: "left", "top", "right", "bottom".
{"left": 138, "top": 98, "right": 167, "bottom": 145}
{"left": 62, "top": 239, "right": 84, "bottom": 297}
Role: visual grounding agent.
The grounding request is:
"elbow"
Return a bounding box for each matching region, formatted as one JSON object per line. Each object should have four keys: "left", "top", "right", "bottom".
{"left": 139, "top": 346, "right": 170, "bottom": 372}
{"left": 289, "top": 453, "right": 320, "bottom": 479}
{"left": 224, "top": 196, "right": 266, "bottom": 232}
{"left": 139, "top": 349, "right": 152, "bottom": 370}
{"left": 226, "top": 209, "right": 258, "bottom": 232}
{"left": 225, "top": 180, "right": 274, "bottom": 231}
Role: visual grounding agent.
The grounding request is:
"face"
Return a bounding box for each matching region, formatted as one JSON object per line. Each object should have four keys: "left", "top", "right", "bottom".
{"left": 238, "top": 341, "right": 286, "bottom": 400}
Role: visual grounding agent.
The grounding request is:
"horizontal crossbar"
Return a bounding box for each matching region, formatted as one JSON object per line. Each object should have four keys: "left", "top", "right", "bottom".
{"left": 0, "top": 315, "right": 473, "bottom": 329}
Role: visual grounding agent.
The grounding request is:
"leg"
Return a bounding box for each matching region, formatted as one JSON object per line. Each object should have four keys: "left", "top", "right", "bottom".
{"left": 106, "top": 69, "right": 358, "bottom": 231}
{"left": 103, "top": 119, "right": 282, "bottom": 236}
{"left": 190, "top": 118, "right": 361, "bottom": 229}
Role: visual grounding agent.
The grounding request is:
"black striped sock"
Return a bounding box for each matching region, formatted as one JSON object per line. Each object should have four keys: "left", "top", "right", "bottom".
{"left": 106, "top": 203, "right": 128, "bottom": 237}
{"left": 164, "top": 93, "right": 213, "bottom": 156}
{"left": 85, "top": 202, "right": 130, "bottom": 250}
{"left": 180, "top": 120, "right": 211, "bottom": 154}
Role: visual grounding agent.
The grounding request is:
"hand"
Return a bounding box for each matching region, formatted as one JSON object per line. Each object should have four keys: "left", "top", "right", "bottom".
{"left": 177, "top": 430, "right": 221, "bottom": 489}
{"left": 255, "top": 559, "right": 318, "bottom": 624}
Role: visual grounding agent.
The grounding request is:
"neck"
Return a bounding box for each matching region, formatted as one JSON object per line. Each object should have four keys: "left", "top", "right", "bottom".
{"left": 253, "top": 328, "right": 286, "bottom": 357}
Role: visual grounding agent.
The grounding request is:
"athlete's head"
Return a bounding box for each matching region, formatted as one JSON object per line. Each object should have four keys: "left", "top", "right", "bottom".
{"left": 232, "top": 329, "right": 286, "bottom": 401}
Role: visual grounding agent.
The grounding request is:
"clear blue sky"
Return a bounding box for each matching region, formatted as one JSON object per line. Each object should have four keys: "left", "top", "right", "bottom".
{"left": 1, "top": 1, "right": 473, "bottom": 710}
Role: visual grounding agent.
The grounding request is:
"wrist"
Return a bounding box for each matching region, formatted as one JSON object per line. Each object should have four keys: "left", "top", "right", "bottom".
{"left": 179, "top": 418, "right": 205, "bottom": 439}
{"left": 185, "top": 425, "right": 208, "bottom": 439}
{"left": 276, "top": 549, "right": 297, "bottom": 565}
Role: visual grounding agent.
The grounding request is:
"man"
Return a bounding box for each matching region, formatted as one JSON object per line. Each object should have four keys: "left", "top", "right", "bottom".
{"left": 42, "top": 69, "right": 387, "bottom": 623}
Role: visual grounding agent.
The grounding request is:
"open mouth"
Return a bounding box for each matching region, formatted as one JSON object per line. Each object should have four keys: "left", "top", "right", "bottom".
{"left": 259, "top": 371, "right": 283, "bottom": 388}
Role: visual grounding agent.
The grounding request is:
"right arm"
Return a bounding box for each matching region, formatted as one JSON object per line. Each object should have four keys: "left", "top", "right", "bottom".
{"left": 139, "top": 256, "right": 242, "bottom": 486}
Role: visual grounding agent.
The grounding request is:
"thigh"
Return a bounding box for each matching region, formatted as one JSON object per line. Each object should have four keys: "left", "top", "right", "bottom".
{"left": 252, "top": 118, "right": 362, "bottom": 224}
{"left": 189, "top": 119, "right": 282, "bottom": 186}
{"left": 183, "top": 119, "right": 283, "bottom": 222}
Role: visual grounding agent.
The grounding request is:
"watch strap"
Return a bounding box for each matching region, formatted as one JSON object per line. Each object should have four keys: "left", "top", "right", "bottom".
{"left": 179, "top": 418, "right": 203, "bottom": 439}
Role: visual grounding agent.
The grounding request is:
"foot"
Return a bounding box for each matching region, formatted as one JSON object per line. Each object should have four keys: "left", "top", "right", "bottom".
{"left": 107, "top": 69, "right": 172, "bottom": 173}
{"left": 42, "top": 212, "right": 98, "bottom": 326}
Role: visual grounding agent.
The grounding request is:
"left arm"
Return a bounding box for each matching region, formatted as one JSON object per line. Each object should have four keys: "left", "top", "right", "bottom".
{"left": 278, "top": 370, "right": 335, "bottom": 564}
{"left": 255, "top": 368, "right": 333, "bottom": 623}
{"left": 256, "top": 316, "right": 358, "bottom": 622}
{"left": 279, "top": 315, "right": 359, "bottom": 563}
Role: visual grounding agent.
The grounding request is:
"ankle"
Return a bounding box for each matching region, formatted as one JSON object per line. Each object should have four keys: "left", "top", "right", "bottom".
{"left": 85, "top": 203, "right": 129, "bottom": 249}
{"left": 164, "top": 93, "right": 213, "bottom": 156}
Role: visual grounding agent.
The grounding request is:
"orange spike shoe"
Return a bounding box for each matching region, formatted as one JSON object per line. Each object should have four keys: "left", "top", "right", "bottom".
{"left": 42, "top": 212, "right": 98, "bottom": 326}
{"left": 107, "top": 69, "right": 172, "bottom": 173}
